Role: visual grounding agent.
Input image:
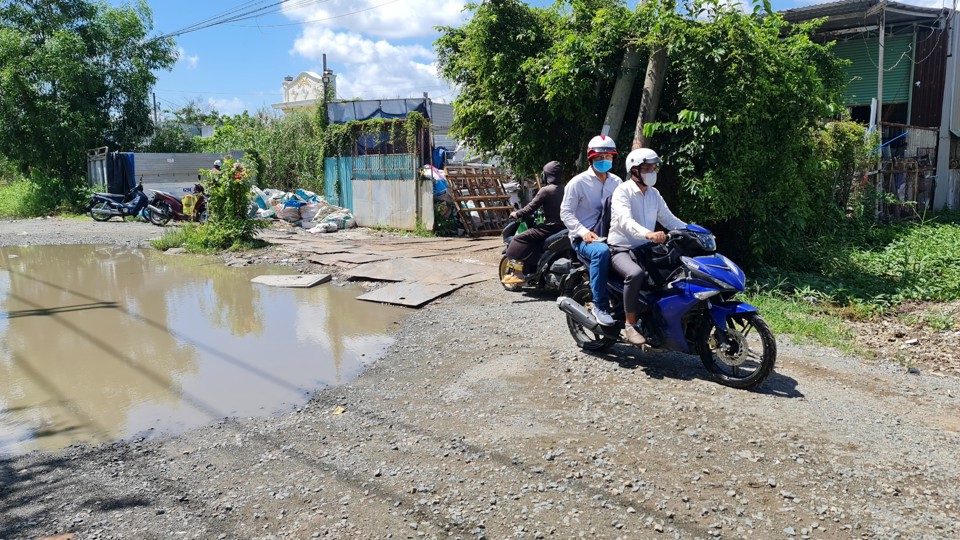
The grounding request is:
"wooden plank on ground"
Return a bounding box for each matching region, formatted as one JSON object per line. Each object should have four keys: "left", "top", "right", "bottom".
{"left": 251, "top": 274, "right": 331, "bottom": 288}
{"left": 356, "top": 281, "right": 461, "bottom": 308}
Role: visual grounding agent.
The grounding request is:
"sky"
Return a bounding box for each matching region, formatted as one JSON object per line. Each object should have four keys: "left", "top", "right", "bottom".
{"left": 111, "top": 0, "right": 954, "bottom": 118}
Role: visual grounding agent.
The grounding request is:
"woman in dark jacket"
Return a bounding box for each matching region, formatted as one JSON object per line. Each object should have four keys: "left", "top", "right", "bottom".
{"left": 502, "top": 161, "right": 565, "bottom": 285}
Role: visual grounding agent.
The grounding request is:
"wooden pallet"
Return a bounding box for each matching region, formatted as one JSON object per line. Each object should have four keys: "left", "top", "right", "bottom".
{"left": 443, "top": 165, "right": 513, "bottom": 237}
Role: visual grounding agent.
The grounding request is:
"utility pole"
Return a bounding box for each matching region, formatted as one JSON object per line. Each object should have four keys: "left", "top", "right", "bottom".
{"left": 153, "top": 92, "right": 159, "bottom": 128}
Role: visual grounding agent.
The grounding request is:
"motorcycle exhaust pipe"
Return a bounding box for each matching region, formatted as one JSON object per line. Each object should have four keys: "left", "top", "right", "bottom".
{"left": 556, "top": 296, "right": 601, "bottom": 333}
{"left": 146, "top": 204, "right": 162, "bottom": 215}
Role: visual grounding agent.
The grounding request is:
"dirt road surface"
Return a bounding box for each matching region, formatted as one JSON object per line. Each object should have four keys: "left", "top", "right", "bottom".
{"left": 1, "top": 218, "right": 958, "bottom": 539}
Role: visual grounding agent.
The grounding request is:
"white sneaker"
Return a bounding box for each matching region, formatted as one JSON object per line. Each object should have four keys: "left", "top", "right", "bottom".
{"left": 591, "top": 306, "right": 615, "bottom": 326}
{"left": 624, "top": 324, "right": 646, "bottom": 346}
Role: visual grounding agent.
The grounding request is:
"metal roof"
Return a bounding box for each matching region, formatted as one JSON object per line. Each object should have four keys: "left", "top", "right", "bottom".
{"left": 780, "top": 0, "right": 947, "bottom": 33}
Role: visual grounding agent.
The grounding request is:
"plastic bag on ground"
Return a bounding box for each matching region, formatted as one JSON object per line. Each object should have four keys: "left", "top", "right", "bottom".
{"left": 299, "top": 201, "right": 328, "bottom": 222}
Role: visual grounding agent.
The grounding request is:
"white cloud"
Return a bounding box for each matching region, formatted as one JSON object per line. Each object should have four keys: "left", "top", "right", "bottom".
{"left": 283, "top": 0, "right": 467, "bottom": 40}
{"left": 207, "top": 97, "right": 246, "bottom": 116}
{"left": 291, "top": 26, "right": 453, "bottom": 100}
{"left": 176, "top": 47, "right": 200, "bottom": 69}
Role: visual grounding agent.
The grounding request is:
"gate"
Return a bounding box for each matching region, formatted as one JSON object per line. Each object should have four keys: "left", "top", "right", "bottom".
{"left": 324, "top": 154, "right": 432, "bottom": 230}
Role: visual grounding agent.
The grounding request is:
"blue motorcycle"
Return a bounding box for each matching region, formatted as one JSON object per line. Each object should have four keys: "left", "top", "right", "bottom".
{"left": 556, "top": 225, "right": 776, "bottom": 389}
{"left": 89, "top": 180, "right": 150, "bottom": 222}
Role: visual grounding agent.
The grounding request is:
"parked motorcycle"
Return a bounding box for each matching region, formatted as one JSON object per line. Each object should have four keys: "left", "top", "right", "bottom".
{"left": 556, "top": 225, "right": 776, "bottom": 389}
{"left": 498, "top": 216, "right": 578, "bottom": 293}
{"left": 89, "top": 181, "right": 150, "bottom": 222}
{"left": 147, "top": 184, "right": 207, "bottom": 226}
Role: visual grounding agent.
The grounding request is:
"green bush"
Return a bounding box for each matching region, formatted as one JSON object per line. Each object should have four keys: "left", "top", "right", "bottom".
{"left": 196, "top": 109, "right": 325, "bottom": 193}
{"left": 189, "top": 156, "right": 267, "bottom": 251}
{"left": 0, "top": 160, "right": 88, "bottom": 218}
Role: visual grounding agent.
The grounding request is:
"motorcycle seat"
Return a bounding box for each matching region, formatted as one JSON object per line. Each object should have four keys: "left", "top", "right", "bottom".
{"left": 94, "top": 193, "right": 127, "bottom": 202}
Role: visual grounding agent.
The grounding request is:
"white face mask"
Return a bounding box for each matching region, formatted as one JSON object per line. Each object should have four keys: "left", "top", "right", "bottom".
{"left": 640, "top": 171, "right": 657, "bottom": 187}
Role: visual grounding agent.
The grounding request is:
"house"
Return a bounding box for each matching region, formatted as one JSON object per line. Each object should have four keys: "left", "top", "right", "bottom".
{"left": 781, "top": 0, "right": 960, "bottom": 211}
{"left": 271, "top": 70, "right": 336, "bottom": 113}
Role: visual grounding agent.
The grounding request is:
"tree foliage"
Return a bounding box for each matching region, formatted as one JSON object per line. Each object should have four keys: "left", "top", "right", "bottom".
{"left": 196, "top": 109, "right": 326, "bottom": 193}
{"left": 435, "top": 0, "right": 634, "bottom": 178}
{"left": 646, "top": 0, "right": 847, "bottom": 264}
{"left": 0, "top": 0, "right": 176, "bottom": 183}
{"left": 436, "top": 0, "right": 851, "bottom": 266}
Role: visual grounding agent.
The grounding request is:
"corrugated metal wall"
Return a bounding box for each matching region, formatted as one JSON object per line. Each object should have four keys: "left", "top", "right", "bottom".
{"left": 910, "top": 28, "right": 947, "bottom": 127}
{"left": 324, "top": 154, "right": 432, "bottom": 230}
{"left": 833, "top": 33, "right": 914, "bottom": 105}
{"left": 131, "top": 152, "right": 243, "bottom": 195}
{"left": 430, "top": 103, "right": 457, "bottom": 152}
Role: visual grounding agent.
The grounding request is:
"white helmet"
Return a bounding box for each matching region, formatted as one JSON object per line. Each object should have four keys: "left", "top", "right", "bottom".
{"left": 586, "top": 135, "right": 618, "bottom": 159}
{"left": 213, "top": 159, "right": 222, "bottom": 168}
{"left": 625, "top": 148, "right": 661, "bottom": 176}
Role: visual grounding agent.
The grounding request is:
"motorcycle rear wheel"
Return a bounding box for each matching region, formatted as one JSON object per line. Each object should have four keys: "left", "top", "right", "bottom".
{"left": 697, "top": 312, "right": 776, "bottom": 389}
{"left": 90, "top": 201, "right": 112, "bottom": 222}
{"left": 565, "top": 279, "right": 616, "bottom": 353}
{"left": 498, "top": 255, "right": 523, "bottom": 292}
{"left": 148, "top": 201, "right": 172, "bottom": 226}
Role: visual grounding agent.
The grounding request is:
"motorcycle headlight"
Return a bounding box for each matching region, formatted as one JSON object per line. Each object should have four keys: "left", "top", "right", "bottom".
{"left": 696, "top": 232, "right": 716, "bottom": 252}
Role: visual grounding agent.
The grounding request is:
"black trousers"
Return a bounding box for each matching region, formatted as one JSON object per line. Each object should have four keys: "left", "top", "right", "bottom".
{"left": 610, "top": 243, "right": 658, "bottom": 315}
{"left": 505, "top": 224, "right": 565, "bottom": 274}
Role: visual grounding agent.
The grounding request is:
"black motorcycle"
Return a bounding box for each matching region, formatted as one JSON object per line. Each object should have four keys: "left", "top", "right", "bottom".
{"left": 498, "top": 217, "right": 578, "bottom": 293}
{"left": 89, "top": 180, "right": 150, "bottom": 222}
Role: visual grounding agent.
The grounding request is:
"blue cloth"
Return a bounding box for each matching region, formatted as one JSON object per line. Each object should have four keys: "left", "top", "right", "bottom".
{"left": 573, "top": 239, "right": 612, "bottom": 310}
{"left": 432, "top": 146, "right": 448, "bottom": 169}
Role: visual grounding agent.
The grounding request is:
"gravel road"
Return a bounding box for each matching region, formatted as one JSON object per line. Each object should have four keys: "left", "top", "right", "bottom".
{"left": 1, "top": 217, "right": 959, "bottom": 539}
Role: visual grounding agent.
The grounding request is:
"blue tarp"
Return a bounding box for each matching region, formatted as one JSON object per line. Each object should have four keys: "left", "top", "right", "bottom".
{"left": 105, "top": 152, "right": 136, "bottom": 194}
{"left": 327, "top": 98, "right": 429, "bottom": 124}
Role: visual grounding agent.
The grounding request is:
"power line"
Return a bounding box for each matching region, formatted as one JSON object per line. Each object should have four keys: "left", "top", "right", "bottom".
{"left": 233, "top": 0, "right": 403, "bottom": 28}
{"left": 154, "top": 0, "right": 336, "bottom": 40}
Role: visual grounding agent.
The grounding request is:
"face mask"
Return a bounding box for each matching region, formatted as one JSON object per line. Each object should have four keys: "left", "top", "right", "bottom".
{"left": 640, "top": 171, "right": 657, "bottom": 186}
{"left": 592, "top": 159, "right": 612, "bottom": 173}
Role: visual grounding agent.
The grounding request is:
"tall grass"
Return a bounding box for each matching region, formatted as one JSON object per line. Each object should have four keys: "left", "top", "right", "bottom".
{"left": 0, "top": 158, "right": 89, "bottom": 218}
{"left": 746, "top": 211, "right": 960, "bottom": 345}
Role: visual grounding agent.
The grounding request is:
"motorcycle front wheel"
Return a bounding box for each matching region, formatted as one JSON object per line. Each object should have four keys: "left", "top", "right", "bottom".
{"left": 90, "top": 201, "right": 112, "bottom": 222}
{"left": 697, "top": 312, "right": 776, "bottom": 389}
{"left": 148, "top": 201, "right": 172, "bottom": 226}
{"left": 565, "top": 278, "right": 616, "bottom": 353}
{"left": 498, "top": 255, "right": 523, "bottom": 292}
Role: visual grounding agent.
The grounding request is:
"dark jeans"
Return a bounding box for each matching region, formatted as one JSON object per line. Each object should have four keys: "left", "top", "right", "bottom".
{"left": 505, "top": 224, "right": 564, "bottom": 274}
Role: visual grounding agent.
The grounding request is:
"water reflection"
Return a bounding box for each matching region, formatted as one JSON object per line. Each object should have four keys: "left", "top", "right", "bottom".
{"left": 0, "top": 245, "right": 409, "bottom": 455}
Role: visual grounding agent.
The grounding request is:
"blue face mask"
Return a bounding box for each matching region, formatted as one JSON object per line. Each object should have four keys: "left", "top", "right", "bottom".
{"left": 592, "top": 159, "right": 613, "bottom": 173}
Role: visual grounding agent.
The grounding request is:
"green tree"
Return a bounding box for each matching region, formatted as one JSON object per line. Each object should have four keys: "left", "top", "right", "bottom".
{"left": 197, "top": 109, "right": 326, "bottom": 193}
{"left": 140, "top": 123, "right": 197, "bottom": 153}
{"left": 435, "top": 0, "right": 634, "bottom": 178}
{"left": 166, "top": 98, "right": 222, "bottom": 127}
{"left": 0, "top": 0, "right": 177, "bottom": 184}
{"left": 436, "top": 0, "right": 849, "bottom": 266}
{"left": 644, "top": 0, "right": 846, "bottom": 264}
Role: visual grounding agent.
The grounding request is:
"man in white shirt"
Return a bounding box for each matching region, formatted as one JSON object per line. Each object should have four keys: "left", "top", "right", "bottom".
{"left": 607, "top": 148, "right": 687, "bottom": 345}
{"left": 560, "top": 135, "right": 622, "bottom": 326}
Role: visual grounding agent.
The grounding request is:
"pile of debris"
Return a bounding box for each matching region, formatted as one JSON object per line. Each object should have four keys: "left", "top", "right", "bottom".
{"left": 251, "top": 187, "right": 355, "bottom": 233}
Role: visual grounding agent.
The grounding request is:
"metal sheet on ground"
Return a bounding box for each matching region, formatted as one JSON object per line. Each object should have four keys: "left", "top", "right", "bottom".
{"left": 356, "top": 281, "right": 461, "bottom": 307}
{"left": 344, "top": 258, "right": 483, "bottom": 282}
{"left": 251, "top": 274, "right": 332, "bottom": 287}
{"left": 300, "top": 244, "right": 358, "bottom": 255}
{"left": 307, "top": 253, "right": 389, "bottom": 266}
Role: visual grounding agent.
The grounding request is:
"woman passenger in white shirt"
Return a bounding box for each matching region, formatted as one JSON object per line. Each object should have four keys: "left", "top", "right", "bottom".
{"left": 606, "top": 148, "right": 687, "bottom": 346}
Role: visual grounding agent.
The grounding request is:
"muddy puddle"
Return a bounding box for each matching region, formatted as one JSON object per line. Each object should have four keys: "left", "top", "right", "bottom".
{"left": 0, "top": 244, "right": 410, "bottom": 455}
